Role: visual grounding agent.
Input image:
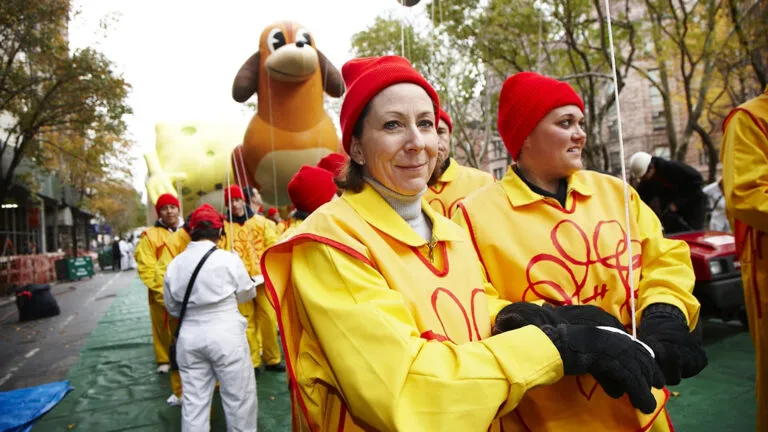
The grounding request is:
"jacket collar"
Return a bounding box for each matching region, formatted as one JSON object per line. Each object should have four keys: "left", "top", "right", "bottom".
{"left": 500, "top": 165, "right": 593, "bottom": 208}
{"left": 342, "top": 183, "right": 465, "bottom": 247}
{"left": 438, "top": 158, "right": 459, "bottom": 183}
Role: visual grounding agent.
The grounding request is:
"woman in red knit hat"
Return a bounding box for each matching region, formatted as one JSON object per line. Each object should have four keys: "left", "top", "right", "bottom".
{"left": 453, "top": 71, "right": 707, "bottom": 431}
{"left": 261, "top": 58, "right": 660, "bottom": 431}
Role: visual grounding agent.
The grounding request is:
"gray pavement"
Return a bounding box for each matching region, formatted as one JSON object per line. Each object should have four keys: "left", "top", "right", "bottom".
{"left": 0, "top": 269, "right": 139, "bottom": 391}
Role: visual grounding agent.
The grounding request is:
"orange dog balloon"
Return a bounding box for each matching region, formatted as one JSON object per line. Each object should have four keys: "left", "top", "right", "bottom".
{"left": 232, "top": 21, "right": 345, "bottom": 206}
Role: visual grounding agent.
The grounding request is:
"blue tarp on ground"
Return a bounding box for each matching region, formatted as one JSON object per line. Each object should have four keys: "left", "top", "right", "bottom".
{"left": 0, "top": 381, "right": 72, "bottom": 432}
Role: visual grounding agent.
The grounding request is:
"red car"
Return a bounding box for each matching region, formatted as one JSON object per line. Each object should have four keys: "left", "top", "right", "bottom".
{"left": 667, "top": 231, "right": 747, "bottom": 327}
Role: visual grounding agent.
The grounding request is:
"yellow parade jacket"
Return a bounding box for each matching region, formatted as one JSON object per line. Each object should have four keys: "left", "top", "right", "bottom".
{"left": 277, "top": 217, "right": 303, "bottom": 242}
{"left": 721, "top": 87, "right": 768, "bottom": 234}
{"left": 721, "top": 84, "right": 768, "bottom": 432}
{"left": 134, "top": 225, "right": 175, "bottom": 304}
{"left": 261, "top": 183, "right": 564, "bottom": 432}
{"left": 154, "top": 228, "right": 192, "bottom": 291}
{"left": 453, "top": 167, "right": 700, "bottom": 431}
{"left": 245, "top": 214, "right": 279, "bottom": 270}
{"left": 423, "top": 158, "right": 495, "bottom": 218}
{"left": 221, "top": 220, "right": 259, "bottom": 276}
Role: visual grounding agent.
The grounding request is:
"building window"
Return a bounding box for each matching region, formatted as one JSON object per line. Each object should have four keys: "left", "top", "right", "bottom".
{"left": 490, "top": 138, "right": 505, "bottom": 160}
{"left": 493, "top": 167, "right": 505, "bottom": 180}
{"left": 648, "top": 69, "right": 666, "bottom": 131}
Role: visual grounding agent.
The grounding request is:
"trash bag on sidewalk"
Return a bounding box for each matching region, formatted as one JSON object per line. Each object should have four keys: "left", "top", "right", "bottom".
{"left": 15, "top": 284, "right": 60, "bottom": 322}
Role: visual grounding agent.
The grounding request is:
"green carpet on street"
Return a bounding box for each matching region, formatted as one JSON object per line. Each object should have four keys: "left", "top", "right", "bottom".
{"left": 32, "top": 279, "right": 755, "bottom": 431}
{"left": 32, "top": 280, "right": 290, "bottom": 431}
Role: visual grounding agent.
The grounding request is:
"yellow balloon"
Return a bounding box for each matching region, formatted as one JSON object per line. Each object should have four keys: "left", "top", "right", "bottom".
{"left": 144, "top": 120, "right": 247, "bottom": 217}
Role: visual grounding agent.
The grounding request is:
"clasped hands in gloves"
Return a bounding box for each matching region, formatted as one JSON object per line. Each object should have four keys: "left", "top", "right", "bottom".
{"left": 494, "top": 302, "right": 707, "bottom": 414}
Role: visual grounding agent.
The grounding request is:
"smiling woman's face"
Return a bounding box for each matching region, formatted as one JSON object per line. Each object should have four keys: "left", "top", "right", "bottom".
{"left": 349, "top": 83, "right": 438, "bottom": 196}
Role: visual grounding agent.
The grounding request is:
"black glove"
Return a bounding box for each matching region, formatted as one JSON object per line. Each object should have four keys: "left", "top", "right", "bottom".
{"left": 544, "top": 304, "right": 625, "bottom": 330}
{"left": 493, "top": 302, "right": 566, "bottom": 334}
{"left": 494, "top": 302, "right": 624, "bottom": 335}
{"left": 541, "top": 324, "right": 665, "bottom": 414}
{"left": 638, "top": 303, "right": 708, "bottom": 385}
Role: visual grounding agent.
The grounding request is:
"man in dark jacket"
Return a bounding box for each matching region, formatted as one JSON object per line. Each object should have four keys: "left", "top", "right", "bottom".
{"left": 630, "top": 151, "right": 708, "bottom": 233}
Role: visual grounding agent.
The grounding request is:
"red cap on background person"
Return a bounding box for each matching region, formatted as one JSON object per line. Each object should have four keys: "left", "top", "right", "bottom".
{"left": 224, "top": 185, "right": 245, "bottom": 206}
{"left": 288, "top": 166, "right": 336, "bottom": 214}
{"left": 317, "top": 153, "right": 348, "bottom": 177}
{"left": 339, "top": 55, "right": 440, "bottom": 154}
{"left": 188, "top": 204, "right": 224, "bottom": 231}
{"left": 497, "top": 72, "right": 584, "bottom": 160}
{"left": 267, "top": 207, "right": 278, "bottom": 218}
{"left": 438, "top": 108, "right": 453, "bottom": 133}
{"left": 155, "top": 193, "right": 179, "bottom": 214}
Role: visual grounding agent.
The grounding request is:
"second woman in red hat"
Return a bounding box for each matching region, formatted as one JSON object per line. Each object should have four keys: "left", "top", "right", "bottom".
{"left": 454, "top": 71, "right": 706, "bottom": 431}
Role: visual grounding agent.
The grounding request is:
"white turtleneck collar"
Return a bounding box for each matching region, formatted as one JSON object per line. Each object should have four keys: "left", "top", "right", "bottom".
{"left": 364, "top": 176, "right": 433, "bottom": 242}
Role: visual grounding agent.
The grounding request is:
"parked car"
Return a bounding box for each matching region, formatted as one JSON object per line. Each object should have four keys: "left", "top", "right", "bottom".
{"left": 667, "top": 231, "right": 747, "bottom": 327}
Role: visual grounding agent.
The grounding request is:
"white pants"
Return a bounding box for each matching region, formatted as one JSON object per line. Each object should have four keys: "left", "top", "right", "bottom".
{"left": 178, "top": 314, "right": 257, "bottom": 432}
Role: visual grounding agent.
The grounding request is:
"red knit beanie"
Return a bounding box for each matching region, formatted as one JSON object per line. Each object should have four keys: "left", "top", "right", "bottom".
{"left": 317, "top": 152, "right": 348, "bottom": 177}
{"left": 288, "top": 165, "right": 336, "bottom": 214}
{"left": 188, "top": 203, "right": 224, "bottom": 231}
{"left": 339, "top": 56, "right": 440, "bottom": 154}
{"left": 224, "top": 185, "right": 245, "bottom": 206}
{"left": 155, "top": 193, "right": 179, "bottom": 214}
{"left": 438, "top": 108, "right": 453, "bottom": 133}
{"left": 497, "top": 72, "right": 584, "bottom": 160}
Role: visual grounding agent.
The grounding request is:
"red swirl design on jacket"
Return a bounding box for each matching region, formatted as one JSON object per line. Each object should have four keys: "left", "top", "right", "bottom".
{"left": 523, "top": 219, "right": 642, "bottom": 317}
{"left": 422, "top": 287, "right": 486, "bottom": 343}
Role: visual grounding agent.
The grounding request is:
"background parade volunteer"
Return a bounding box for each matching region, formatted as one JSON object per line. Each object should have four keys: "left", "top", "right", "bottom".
{"left": 720, "top": 85, "right": 768, "bottom": 432}
{"left": 163, "top": 204, "right": 257, "bottom": 431}
{"left": 134, "top": 193, "right": 183, "bottom": 373}
{"left": 423, "top": 108, "right": 495, "bottom": 218}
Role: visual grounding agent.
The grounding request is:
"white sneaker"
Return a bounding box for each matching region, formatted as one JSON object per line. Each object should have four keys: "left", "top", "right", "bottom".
{"left": 166, "top": 394, "right": 181, "bottom": 407}
{"left": 156, "top": 364, "right": 170, "bottom": 374}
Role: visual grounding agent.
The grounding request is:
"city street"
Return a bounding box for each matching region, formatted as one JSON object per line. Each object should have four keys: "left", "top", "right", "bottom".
{"left": 0, "top": 270, "right": 134, "bottom": 391}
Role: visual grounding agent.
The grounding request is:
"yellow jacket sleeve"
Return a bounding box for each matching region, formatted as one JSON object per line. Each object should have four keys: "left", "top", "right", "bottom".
{"left": 633, "top": 189, "right": 700, "bottom": 329}
{"left": 134, "top": 234, "right": 159, "bottom": 292}
{"left": 264, "top": 220, "right": 278, "bottom": 248}
{"left": 722, "top": 110, "right": 768, "bottom": 232}
{"left": 154, "top": 245, "right": 174, "bottom": 295}
{"left": 293, "top": 241, "right": 563, "bottom": 432}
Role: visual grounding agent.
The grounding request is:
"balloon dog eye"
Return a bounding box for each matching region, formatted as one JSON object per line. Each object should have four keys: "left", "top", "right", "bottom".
{"left": 267, "top": 28, "right": 286, "bottom": 53}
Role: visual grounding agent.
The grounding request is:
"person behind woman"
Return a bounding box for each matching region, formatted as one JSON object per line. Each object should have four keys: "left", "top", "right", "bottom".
{"left": 261, "top": 56, "right": 662, "bottom": 431}
{"left": 163, "top": 204, "right": 257, "bottom": 432}
{"left": 281, "top": 164, "right": 338, "bottom": 240}
{"left": 453, "top": 71, "right": 706, "bottom": 431}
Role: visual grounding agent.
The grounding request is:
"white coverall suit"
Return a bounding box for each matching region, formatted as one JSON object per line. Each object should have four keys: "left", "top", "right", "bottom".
{"left": 164, "top": 240, "right": 258, "bottom": 432}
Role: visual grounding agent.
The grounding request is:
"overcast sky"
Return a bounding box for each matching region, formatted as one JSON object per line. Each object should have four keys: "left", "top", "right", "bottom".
{"left": 68, "top": 0, "right": 428, "bottom": 196}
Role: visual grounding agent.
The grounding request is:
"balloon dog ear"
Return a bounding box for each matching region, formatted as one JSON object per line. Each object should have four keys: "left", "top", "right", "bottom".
{"left": 232, "top": 51, "right": 261, "bottom": 103}
{"left": 317, "top": 50, "right": 345, "bottom": 98}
